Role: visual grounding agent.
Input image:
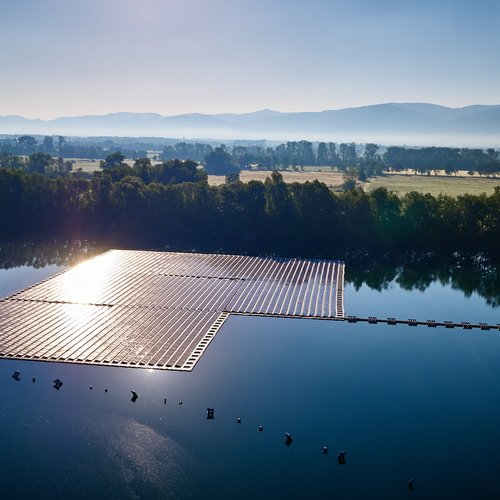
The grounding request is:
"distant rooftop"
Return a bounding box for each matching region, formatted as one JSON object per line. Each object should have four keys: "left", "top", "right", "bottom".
{"left": 0, "top": 250, "right": 344, "bottom": 371}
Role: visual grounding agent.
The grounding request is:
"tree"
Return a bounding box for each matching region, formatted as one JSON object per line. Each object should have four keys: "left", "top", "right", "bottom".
{"left": 361, "top": 143, "right": 382, "bottom": 177}
{"left": 100, "top": 152, "right": 126, "bottom": 169}
{"left": 339, "top": 143, "right": 357, "bottom": 167}
{"left": 204, "top": 147, "right": 240, "bottom": 175}
{"left": 364, "top": 143, "right": 379, "bottom": 162}
{"left": 54, "top": 157, "right": 73, "bottom": 175}
{"left": 27, "top": 153, "right": 54, "bottom": 175}
{"left": 444, "top": 165, "right": 456, "bottom": 176}
{"left": 161, "top": 142, "right": 214, "bottom": 162}
{"left": 327, "top": 142, "right": 338, "bottom": 166}
{"left": 58, "top": 136, "right": 66, "bottom": 154}
{"left": 155, "top": 159, "right": 207, "bottom": 184}
{"left": 315, "top": 142, "right": 326, "bottom": 166}
{"left": 369, "top": 187, "right": 402, "bottom": 246}
{"left": 275, "top": 144, "right": 289, "bottom": 168}
{"left": 133, "top": 157, "right": 152, "bottom": 182}
{"left": 341, "top": 166, "right": 358, "bottom": 190}
{"left": 0, "top": 153, "right": 25, "bottom": 170}
{"left": 296, "top": 140, "right": 315, "bottom": 166}
{"left": 17, "top": 136, "right": 37, "bottom": 154}
{"left": 42, "top": 136, "right": 55, "bottom": 154}
{"left": 232, "top": 146, "right": 252, "bottom": 168}
{"left": 486, "top": 148, "right": 498, "bottom": 162}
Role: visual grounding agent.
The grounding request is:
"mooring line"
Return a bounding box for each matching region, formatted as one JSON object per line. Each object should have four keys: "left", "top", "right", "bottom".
{"left": 344, "top": 316, "right": 499, "bottom": 331}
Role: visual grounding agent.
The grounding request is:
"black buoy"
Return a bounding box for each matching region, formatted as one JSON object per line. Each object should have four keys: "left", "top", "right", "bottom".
{"left": 284, "top": 432, "right": 293, "bottom": 446}
{"left": 408, "top": 479, "right": 414, "bottom": 491}
{"left": 130, "top": 390, "right": 139, "bottom": 403}
{"left": 207, "top": 408, "right": 215, "bottom": 419}
{"left": 322, "top": 446, "right": 328, "bottom": 455}
{"left": 90, "top": 385, "right": 93, "bottom": 390}
{"left": 53, "top": 379, "right": 63, "bottom": 390}
{"left": 12, "top": 370, "right": 21, "bottom": 382}
{"left": 337, "top": 450, "right": 346, "bottom": 465}
{"left": 105, "top": 388, "right": 108, "bottom": 393}
{"left": 163, "top": 398, "right": 167, "bottom": 405}
{"left": 32, "top": 377, "right": 36, "bottom": 383}
{"left": 178, "top": 400, "right": 183, "bottom": 405}
{"left": 259, "top": 425, "right": 264, "bottom": 432}
{"left": 237, "top": 417, "right": 241, "bottom": 423}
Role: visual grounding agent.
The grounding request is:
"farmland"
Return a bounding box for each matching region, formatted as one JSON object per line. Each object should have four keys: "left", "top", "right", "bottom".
{"left": 208, "top": 168, "right": 499, "bottom": 196}
{"left": 364, "top": 173, "right": 500, "bottom": 196}
{"left": 207, "top": 169, "right": 345, "bottom": 188}
{"left": 67, "top": 158, "right": 499, "bottom": 197}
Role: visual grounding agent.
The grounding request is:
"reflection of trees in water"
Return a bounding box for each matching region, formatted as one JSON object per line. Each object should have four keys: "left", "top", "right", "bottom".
{"left": 0, "top": 241, "right": 105, "bottom": 269}
{"left": 346, "top": 252, "right": 500, "bottom": 308}
{"left": 1, "top": 242, "right": 498, "bottom": 308}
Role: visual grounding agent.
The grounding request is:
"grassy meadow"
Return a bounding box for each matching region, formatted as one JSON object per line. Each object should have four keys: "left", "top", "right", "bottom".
{"left": 209, "top": 169, "right": 499, "bottom": 196}
{"left": 364, "top": 174, "right": 500, "bottom": 196}
{"left": 67, "top": 158, "right": 499, "bottom": 197}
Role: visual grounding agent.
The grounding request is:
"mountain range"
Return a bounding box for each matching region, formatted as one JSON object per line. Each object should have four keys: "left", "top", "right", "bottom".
{"left": 1, "top": 103, "right": 499, "bottom": 146}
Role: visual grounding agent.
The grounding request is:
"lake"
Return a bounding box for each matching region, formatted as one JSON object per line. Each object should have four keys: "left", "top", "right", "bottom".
{"left": 0, "top": 244, "right": 499, "bottom": 499}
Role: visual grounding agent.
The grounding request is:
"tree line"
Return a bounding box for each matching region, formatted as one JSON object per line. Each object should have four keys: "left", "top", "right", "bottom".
{"left": 163, "top": 142, "right": 500, "bottom": 178}
{"left": 0, "top": 135, "right": 146, "bottom": 160}
{"left": 0, "top": 167, "right": 498, "bottom": 258}
{"left": 162, "top": 141, "right": 384, "bottom": 177}
{"left": 2, "top": 135, "right": 499, "bottom": 178}
{"left": 384, "top": 146, "right": 500, "bottom": 176}
{"left": 0, "top": 152, "right": 207, "bottom": 184}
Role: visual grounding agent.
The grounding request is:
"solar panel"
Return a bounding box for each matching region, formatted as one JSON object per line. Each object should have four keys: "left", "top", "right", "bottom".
{"left": 0, "top": 250, "right": 345, "bottom": 370}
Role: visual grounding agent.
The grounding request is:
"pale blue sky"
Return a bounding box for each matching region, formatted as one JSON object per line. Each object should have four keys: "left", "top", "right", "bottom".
{"left": 1, "top": 0, "right": 499, "bottom": 118}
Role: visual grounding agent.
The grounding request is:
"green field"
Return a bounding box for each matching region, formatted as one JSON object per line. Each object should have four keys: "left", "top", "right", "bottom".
{"left": 364, "top": 174, "right": 500, "bottom": 197}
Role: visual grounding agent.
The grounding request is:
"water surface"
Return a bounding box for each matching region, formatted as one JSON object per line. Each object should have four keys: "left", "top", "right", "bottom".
{"left": 0, "top": 247, "right": 498, "bottom": 499}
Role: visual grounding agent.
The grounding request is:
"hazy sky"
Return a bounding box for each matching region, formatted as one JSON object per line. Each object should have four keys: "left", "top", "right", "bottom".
{"left": 1, "top": 0, "right": 499, "bottom": 118}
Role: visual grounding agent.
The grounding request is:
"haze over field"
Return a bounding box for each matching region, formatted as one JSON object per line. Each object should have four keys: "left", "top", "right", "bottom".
{"left": 0, "top": 0, "right": 499, "bottom": 145}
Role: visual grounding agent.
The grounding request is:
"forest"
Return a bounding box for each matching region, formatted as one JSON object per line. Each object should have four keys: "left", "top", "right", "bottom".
{"left": 0, "top": 165, "right": 498, "bottom": 258}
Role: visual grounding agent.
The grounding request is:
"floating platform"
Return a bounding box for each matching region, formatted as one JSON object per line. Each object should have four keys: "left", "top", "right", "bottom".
{"left": 0, "top": 250, "right": 345, "bottom": 370}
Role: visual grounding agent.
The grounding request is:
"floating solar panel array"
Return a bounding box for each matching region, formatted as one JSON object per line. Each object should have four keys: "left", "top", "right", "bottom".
{"left": 0, "top": 250, "right": 345, "bottom": 371}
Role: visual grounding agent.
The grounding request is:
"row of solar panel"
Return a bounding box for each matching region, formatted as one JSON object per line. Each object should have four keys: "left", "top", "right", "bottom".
{"left": 0, "top": 250, "right": 345, "bottom": 370}
{"left": 10, "top": 251, "right": 344, "bottom": 318}
{"left": 57, "top": 249, "right": 342, "bottom": 282}
{"left": 0, "top": 300, "right": 225, "bottom": 369}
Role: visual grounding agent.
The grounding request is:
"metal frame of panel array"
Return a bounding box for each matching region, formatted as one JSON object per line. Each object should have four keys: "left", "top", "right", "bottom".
{"left": 0, "top": 250, "right": 345, "bottom": 371}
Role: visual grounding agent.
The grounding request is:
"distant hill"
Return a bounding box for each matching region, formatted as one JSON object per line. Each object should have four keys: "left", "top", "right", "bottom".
{"left": 1, "top": 103, "right": 499, "bottom": 146}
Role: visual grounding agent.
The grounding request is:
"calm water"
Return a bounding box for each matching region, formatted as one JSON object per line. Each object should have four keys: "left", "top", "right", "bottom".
{"left": 0, "top": 248, "right": 499, "bottom": 499}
